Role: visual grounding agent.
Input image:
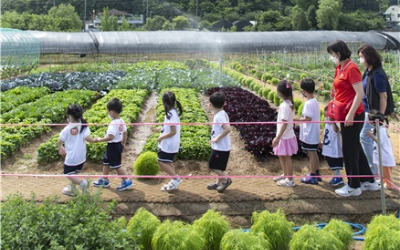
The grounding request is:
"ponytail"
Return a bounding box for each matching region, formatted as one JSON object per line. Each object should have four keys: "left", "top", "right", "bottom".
{"left": 66, "top": 104, "right": 87, "bottom": 133}
{"left": 80, "top": 118, "right": 88, "bottom": 133}
{"left": 162, "top": 91, "right": 183, "bottom": 119}
{"left": 277, "top": 80, "right": 294, "bottom": 110}
{"left": 176, "top": 100, "right": 183, "bottom": 117}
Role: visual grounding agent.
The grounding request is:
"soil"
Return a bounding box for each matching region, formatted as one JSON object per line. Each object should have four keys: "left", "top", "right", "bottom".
{"left": 1, "top": 92, "right": 399, "bottom": 250}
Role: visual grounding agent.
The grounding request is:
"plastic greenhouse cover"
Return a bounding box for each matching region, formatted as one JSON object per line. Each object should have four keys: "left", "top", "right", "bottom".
{"left": 25, "top": 30, "right": 400, "bottom": 54}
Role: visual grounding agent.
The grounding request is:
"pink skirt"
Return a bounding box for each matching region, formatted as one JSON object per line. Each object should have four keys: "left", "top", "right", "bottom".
{"left": 273, "top": 136, "right": 298, "bottom": 156}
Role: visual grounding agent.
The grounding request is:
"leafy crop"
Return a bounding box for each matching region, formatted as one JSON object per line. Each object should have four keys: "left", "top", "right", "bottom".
{"left": 289, "top": 224, "right": 344, "bottom": 250}
{"left": 323, "top": 219, "right": 353, "bottom": 249}
{"left": 0, "top": 86, "right": 50, "bottom": 114}
{"left": 220, "top": 230, "right": 271, "bottom": 250}
{"left": 143, "top": 88, "right": 211, "bottom": 160}
{"left": 251, "top": 209, "right": 293, "bottom": 250}
{"left": 127, "top": 208, "right": 161, "bottom": 250}
{"left": 365, "top": 214, "right": 400, "bottom": 250}
{"left": 207, "top": 87, "right": 277, "bottom": 157}
{"left": 151, "top": 220, "right": 205, "bottom": 250}
{"left": 193, "top": 210, "right": 231, "bottom": 250}
{"left": 133, "top": 151, "right": 160, "bottom": 176}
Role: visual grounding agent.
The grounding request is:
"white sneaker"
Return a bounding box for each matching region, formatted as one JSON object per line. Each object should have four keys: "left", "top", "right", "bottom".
{"left": 361, "top": 181, "right": 380, "bottom": 191}
{"left": 335, "top": 184, "right": 362, "bottom": 197}
{"left": 277, "top": 178, "right": 295, "bottom": 187}
{"left": 62, "top": 186, "right": 75, "bottom": 196}
{"left": 273, "top": 174, "right": 285, "bottom": 182}
{"left": 161, "top": 179, "right": 182, "bottom": 192}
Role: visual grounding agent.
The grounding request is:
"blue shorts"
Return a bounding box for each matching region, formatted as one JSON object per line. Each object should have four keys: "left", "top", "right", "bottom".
{"left": 103, "top": 142, "right": 122, "bottom": 169}
{"left": 157, "top": 150, "right": 176, "bottom": 163}
{"left": 64, "top": 163, "right": 84, "bottom": 175}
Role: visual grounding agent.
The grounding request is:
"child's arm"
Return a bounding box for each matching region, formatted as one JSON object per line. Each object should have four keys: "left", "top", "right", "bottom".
{"left": 157, "top": 126, "right": 176, "bottom": 142}
{"left": 366, "top": 131, "right": 377, "bottom": 142}
{"left": 57, "top": 139, "right": 66, "bottom": 156}
{"left": 85, "top": 136, "right": 97, "bottom": 143}
{"left": 272, "top": 122, "right": 288, "bottom": 147}
{"left": 210, "top": 124, "right": 232, "bottom": 143}
{"left": 96, "top": 134, "right": 115, "bottom": 143}
{"left": 294, "top": 116, "right": 312, "bottom": 122}
{"left": 121, "top": 131, "right": 128, "bottom": 150}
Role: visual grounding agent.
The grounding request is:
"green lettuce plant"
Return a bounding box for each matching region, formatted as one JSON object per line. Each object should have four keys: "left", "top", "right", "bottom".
{"left": 323, "top": 219, "right": 353, "bottom": 249}
{"left": 127, "top": 208, "right": 161, "bottom": 250}
{"left": 220, "top": 230, "right": 271, "bottom": 250}
{"left": 289, "top": 225, "right": 344, "bottom": 250}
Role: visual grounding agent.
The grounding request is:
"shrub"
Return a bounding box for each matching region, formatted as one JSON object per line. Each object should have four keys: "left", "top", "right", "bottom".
{"left": 268, "top": 91, "right": 275, "bottom": 102}
{"left": 254, "top": 71, "right": 263, "bottom": 80}
{"left": 262, "top": 88, "right": 271, "bottom": 98}
{"left": 220, "top": 230, "right": 271, "bottom": 250}
{"left": 261, "top": 74, "right": 267, "bottom": 82}
{"left": 274, "top": 94, "right": 282, "bottom": 106}
{"left": 270, "top": 78, "right": 280, "bottom": 85}
{"left": 293, "top": 98, "right": 303, "bottom": 111}
{"left": 193, "top": 210, "right": 230, "bottom": 250}
{"left": 133, "top": 151, "right": 160, "bottom": 176}
{"left": 245, "top": 78, "right": 253, "bottom": 87}
{"left": 365, "top": 217, "right": 400, "bottom": 250}
{"left": 127, "top": 208, "right": 161, "bottom": 249}
{"left": 289, "top": 225, "right": 344, "bottom": 250}
{"left": 250, "top": 210, "right": 293, "bottom": 250}
{"left": 257, "top": 87, "right": 264, "bottom": 96}
{"left": 299, "top": 73, "right": 307, "bottom": 80}
{"left": 265, "top": 73, "right": 273, "bottom": 81}
{"left": 152, "top": 220, "right": 205, "bottom": 250}
{"left": 323, "top": 219, "right": 353, "bottom": 249}
{"left": 297, "top": 103, "right": 304, "bottom": 116}
{"left": 253, "top": 83, "right": 261, "bottom": 92}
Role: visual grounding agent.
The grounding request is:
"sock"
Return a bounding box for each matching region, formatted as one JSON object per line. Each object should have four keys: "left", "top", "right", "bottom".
{"left": 316, "top": 170, "right": 320, "bottom": 175}
{"left": 80, "top": 180, "right": 88, "bottom": 187}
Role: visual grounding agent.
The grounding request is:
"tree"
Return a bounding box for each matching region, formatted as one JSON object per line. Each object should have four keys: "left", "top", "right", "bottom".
{"left": 291, "top": 5, "right": 310, "bottom": 30}
{"left": 291, "top": 0, "right": 319, "bottom": 10}
{"left": 101, "top": 7, "right": 118, "bottom": 31}
{"left": 307, "top": 5, "right": 318, "bottom": 29}
{"left": 172, "top": 15, "right": 190, "bottom": 30}
{"left": 48, "top": 4, "right": 82, "bottom": 31}
{"left": 145, "top": 15, "right": 167, "bottom": 31}
{"left": 119, "top": 16, "right": 131, "bottom": 31}
{"left": 316, "top": 0, "right": 342, "bottom": 30}
{"left": 256, "top": 10, "right": 292, "bottom": 31}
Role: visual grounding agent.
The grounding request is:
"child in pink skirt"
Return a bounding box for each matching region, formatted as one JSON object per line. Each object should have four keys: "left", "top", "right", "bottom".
{"left": 272, "top": 80, "right": 298, "bottom": 187}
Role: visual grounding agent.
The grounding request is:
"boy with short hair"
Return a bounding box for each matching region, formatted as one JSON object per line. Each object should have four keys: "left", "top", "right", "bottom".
{"left": 207, "top": 92, "right": 232, "bottom": 193}
{"left": 295, "top": 79, "right": 321, "bottom": 185}
{"left": 93, "top": 98, "right": 133, "bottom": 191}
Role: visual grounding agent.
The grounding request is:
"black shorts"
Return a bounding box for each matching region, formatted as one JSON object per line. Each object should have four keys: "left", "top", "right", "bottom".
{"left": 209, "top": 150, "right": 230, "bottom": 171}
{"left": 157, "top": 150, "right": 176, "bottom": 163}
{"left": 301, "top": 141, "right": 319, "bottom": 151}
{"left": 326, "top": 156, "right": 344, "bottom": 171}
{"left": 103, "top": 142, "right": 122, "bottom": 169}
{"left": 64, "top": 163, "right": 84, "bottom": 175}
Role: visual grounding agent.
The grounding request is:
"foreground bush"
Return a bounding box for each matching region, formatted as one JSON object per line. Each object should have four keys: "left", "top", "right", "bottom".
{"left": 220, "top": 230, "right": 271, "bottom": 250}
{"left": 1, "top": 193, "right": 136, "bottom": 249}
{"left": 127, "top": 208, "right": 161, "bottom": 250}
{"left": 323, "top": 219, "right": 353, "bottom": 249}
{"left": 152, "top": 220, "right": 205, "bottom": 250}
{"left": 250, "top": 209, "right": 293, "bottom": 250}
{"left": 365, "top": 214, "right": 400, "bottom": 250}
{"left": 289, "top": 225, "right": 344, "bottom": 250}
{"left": 193, "top": 210, "right": 231, "bottom": 250}
{"left": 133, "top": 151, "right": 160, "bottom": 176}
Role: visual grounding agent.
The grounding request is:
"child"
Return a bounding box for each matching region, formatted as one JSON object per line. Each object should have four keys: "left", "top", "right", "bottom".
{"left": 207, "top": 92, "right": 232, "bottom": 193}
{"left": 273, "top": 80, "right": 298, "bottom": 187}
{"left": 295, "top": 78, "right": 321, "bottom": 185}
{"left": 58, "top": 104, "right": 97, "bottom": 196}
{"left": 93, "top": 98, "right": 133, "bottom": 191}
{"left": 156, "top": 91, "right": 183, "bottom": 192}
{"left": 321, "top": 106, "right": 344, "bottom": 186}
{"left": 367, "top": 110, "right": 396, "bottom": 189}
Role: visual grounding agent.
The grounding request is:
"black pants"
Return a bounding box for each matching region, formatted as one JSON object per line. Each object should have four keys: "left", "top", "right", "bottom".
{"left": 340, "top": 112, "right": 374, "bottom": 188}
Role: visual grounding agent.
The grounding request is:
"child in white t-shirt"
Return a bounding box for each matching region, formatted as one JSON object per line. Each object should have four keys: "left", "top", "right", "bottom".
{"left": 321, "top": 106, "right": 344, "bottom": 186}
{"left": 58, "top": 104, "right": 96, "bottom": 196}
{"left": 155, "top": 91, "right": 183, "bottom": 192}
{"left": 207, "top": 92, "right": 232, "bottom": 193}
{"left": 273, "top": 80, "right": 298, "bottom": 187}
{"left": 93, "top": 98, "right": 133, "bottom": 191}
{"left": 367, "top": 111, "right": 396, "bottom": 189}
{"left": 295, "top": 78, "right": 321, "bottom": 185}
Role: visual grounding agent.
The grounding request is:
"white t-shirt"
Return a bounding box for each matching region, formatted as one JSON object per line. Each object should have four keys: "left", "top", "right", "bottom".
{"left": 322, "top": 120, "right": 343, "bottom": 158}
{"left": 277, "top": 100, "right": 296, "bottom": 140}
{"left": 211, "top": 110, "right": 231, "bottom": 151}
{"left": 159, "top": 109, "right": 181, "bottom": 153}
{"left": 106, "top": 118, "right": 127, "bottom": 143}
{"left": 373, "top": 126, "right": 396, "bottom": 167}
{"left": 59, "top": 123, "right": 90, "bottom": 166}
{"left": 300, "top": 98, "right": 320, "bottom": 145}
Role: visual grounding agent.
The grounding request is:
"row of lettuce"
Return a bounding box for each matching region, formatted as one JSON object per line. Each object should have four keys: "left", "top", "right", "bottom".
{"left": 2, "top": 193, "right": 399, "bottom": 249}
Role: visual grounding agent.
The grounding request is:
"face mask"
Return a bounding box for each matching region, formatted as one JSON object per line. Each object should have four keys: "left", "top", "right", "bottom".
{"left": 330, "top": 56, "right": 339, "bottom": 65}
{"left": 359, "top": 57, "right": 365, "bottom": 64}
{"left": 108, "top": 114, "right": 113, "bottom": 120}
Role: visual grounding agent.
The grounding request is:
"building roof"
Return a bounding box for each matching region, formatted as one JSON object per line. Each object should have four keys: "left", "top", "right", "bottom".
{"left": 384, "top": 5, "right": 400, "bottom": 15}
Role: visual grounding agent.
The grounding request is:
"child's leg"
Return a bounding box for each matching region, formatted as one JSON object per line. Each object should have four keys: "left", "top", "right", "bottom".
{"left": 213, "top": 170, "right": 226, "bottom": 184}
{"left": 116, "top": 167, "right": 128, "bottom": 180}
{"left": 67, "top": 176, "right": 84, "bottom": 185}
{"left": 284, "top": 156, "right": 293, "bottom": 181}
{"left": 278, "top": 156, "right": 287, "bottom": 175}
{"left": 158, "top": 161, "right": 178, "bottom": 178}
{"left": 103, "top": 165, "right": 110, "bottom": 180}
{"left": 307, "top": 151, "right": 319, "bottom": 174}
{"left": 383, "top": 167, "right": 394, "bottom": 187}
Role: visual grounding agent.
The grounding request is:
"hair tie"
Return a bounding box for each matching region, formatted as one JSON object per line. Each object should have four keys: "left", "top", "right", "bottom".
{"left": 286, "top": 83, "right": 290, "bottom": 88}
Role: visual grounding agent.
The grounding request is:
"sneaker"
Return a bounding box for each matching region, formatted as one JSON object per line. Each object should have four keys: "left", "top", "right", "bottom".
{"left": 273, "top": 174, "right": 285, "bottom": 182}
{"left": 117, "top": 179, "right": 133, "bottom": 191}
{"left": 62, "top": 186, "right": 75, "bottom": 196}
{"left": 207, "top": 183, "right": 219, "bottom": 190}
{"left": 361, "top": 181, "right": 380, "bottom": 191}
{"left": 329, "top": 177, "right": 344, "bottom": 187}
{"left": 80, "top": 181, "right": 88, "bottom": 194}
{"left": 315, "top": 172, "right": 322, "bottom": 182}
{"left": 277, "top": 178, "right": 295, "bottom": 187}
{"left": 93, "top": 178, "right": 110, "bottom": 188}
{"left": 335, "top": 184, "right": 362, "bottom": 197}
{"left": 161, "top": 179, "right": 182, "bottom": 192}
{"left": 217, "top": 178, "right": 232, "bottom": 193}
{"left": 300, "top": 175, "right": 319, "bottom": 185}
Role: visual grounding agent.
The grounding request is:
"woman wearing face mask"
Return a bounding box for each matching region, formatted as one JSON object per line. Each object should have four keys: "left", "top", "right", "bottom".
{"left": 326, "top": 40, "right": 378, "bottom": 197}
{"left": 358, "top": 45, "right": 394, "bottom": 178}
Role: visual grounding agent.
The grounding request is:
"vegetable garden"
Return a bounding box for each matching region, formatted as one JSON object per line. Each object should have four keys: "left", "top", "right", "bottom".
{"left": 1, "top": 59, "right": 399, "bottom": 250}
